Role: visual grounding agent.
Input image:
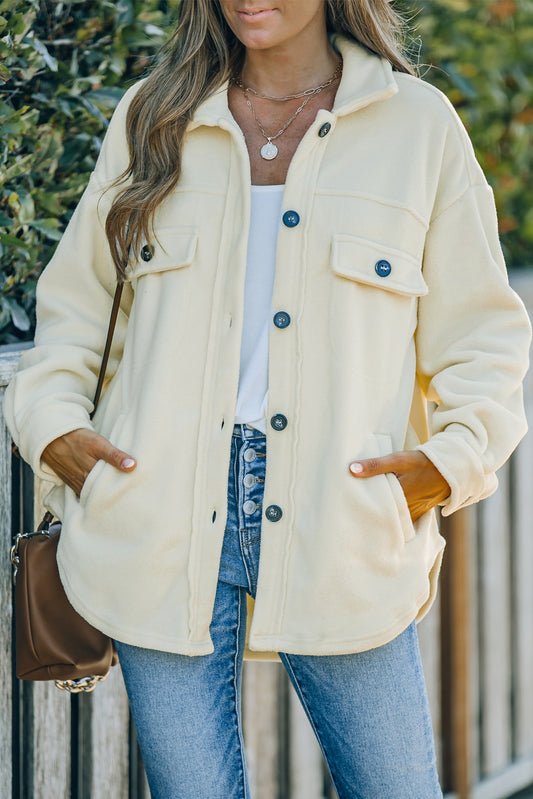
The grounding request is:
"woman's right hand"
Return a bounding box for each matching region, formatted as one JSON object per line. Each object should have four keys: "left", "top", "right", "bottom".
{"left": 41, "top": 428, "right": 137, "bottom": 497}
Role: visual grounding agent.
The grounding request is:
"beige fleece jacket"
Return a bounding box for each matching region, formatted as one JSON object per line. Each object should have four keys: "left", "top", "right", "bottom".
{"left": 4, "top": 37, "right": 530, "bottom": 656}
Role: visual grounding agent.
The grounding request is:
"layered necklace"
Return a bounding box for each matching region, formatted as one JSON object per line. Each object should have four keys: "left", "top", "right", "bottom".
{"left": 234, "top": 59, "right": 342, "bottom": 161}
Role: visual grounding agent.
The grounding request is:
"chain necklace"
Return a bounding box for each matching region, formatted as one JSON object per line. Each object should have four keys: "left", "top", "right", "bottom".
{"left": 236, "top": 60, "right": 342, "bottom": 161}
{"left": 234, "top": 60, "right": 342, "bottom": 102}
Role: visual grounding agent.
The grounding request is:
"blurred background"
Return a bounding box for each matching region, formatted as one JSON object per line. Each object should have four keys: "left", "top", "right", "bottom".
{"left": 1, "top": 1, "right": 532, "bottom": 797}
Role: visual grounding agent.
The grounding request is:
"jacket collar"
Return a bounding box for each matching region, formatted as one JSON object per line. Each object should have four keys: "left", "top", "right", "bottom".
{"left": 330, "top": 35, "right": 398, "bottom": 116}
{"left": 187, "top": 35, "right": 398, "bottom": 132}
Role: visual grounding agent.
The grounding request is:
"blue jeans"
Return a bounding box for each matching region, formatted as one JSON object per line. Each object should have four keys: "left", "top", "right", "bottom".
{"left": 115, "top": 424, "right": 442, "bottom": 798}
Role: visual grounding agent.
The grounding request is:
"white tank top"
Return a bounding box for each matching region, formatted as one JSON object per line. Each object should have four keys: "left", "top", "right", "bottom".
{"left": 234, "top": 185, "right": 284, "bottom": 433}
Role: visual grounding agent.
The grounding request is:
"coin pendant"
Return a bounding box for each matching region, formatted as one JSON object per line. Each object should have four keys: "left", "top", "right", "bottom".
{"left": 260, "top": 141, "right": 278, "bottom": 160}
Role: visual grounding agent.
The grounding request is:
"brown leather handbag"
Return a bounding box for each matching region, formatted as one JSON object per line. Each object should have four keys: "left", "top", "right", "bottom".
{"left": 10, "top": 284, "right": 123, "bottom": 693}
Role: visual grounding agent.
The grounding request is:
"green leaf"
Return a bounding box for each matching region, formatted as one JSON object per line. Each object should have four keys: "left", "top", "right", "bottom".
{"left": 77, "top": 95, "right": 108, "bottom": 125}
{"left": 1, "top": 153, "right": 34, "bottom": 182}
{"left": 27, "top": 34, "right": 58, "bottom": 72}
{"left": 17, "top": 192, "right": 35, "bottom": 224}
{"left": 9, "top": 13, "right": 26, "bottom": 36}
{"left": 29, "top": 219, "right": 63, "bottom": 241}
{"left": 144, "top": 23, "right": 165, "bottom": 37}
{"left": 0, "top": 0, "right": 20, "bottom": 12}
{"left": 88, "top": 86, "right": 125, "bottom": 110}
{"left": 3, "top": 297, "right": 30, "bottom": 331}
{"left": 0, "top": 301, "right": 11, "bottom": 331}
{"left": 0, "top": 232, "right": 30, "bottom": 252}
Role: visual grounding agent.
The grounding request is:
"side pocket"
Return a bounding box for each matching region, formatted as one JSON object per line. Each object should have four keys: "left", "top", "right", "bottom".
{"left": 78, "top": 413, "right": 127, "bottom": 509}
{"left": 79, "top": 458, "right": 107, "bottom": 508}
{"left": 374, "top": 433, "right": 416, "bottom": 543}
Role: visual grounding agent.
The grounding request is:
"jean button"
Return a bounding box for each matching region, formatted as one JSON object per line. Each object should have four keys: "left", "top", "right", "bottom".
{"left": 243, "top": 500, "right": 258, "bottom": 515}
{"left": 243, "top": 473, "right": 257, "bottom": 488}
{"left": 243, "top": 448, "right": 256, "bottom": 462}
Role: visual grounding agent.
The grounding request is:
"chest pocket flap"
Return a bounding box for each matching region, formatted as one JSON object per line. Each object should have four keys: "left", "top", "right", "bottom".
{"left": 125, "top": 228, "right": 198, "bottom": 280}
{"left": 331, "top": 234, "right": 428, "bottom": 297}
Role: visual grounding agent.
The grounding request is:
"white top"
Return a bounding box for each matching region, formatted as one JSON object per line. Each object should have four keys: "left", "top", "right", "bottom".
{"left": 234, "top": 185, "right": 284, "bottom": 432}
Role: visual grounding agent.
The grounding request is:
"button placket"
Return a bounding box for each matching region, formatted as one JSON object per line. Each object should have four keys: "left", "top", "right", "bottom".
{"left": 270, "top": 186, "right": 304, "bottom": 534}
{"left": 240, "top": 440, "right": 266, "bottom": 525}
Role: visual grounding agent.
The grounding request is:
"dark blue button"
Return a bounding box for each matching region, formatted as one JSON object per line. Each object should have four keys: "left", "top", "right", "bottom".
{"left": 141, "top": 244, "right": 153, "bottom": 262}
{"left": 271, "top": 414, "right": 287, "bottom": 431}
{"left": 273, "top": 311, "right": 291, "bottom": 329}
{"left": 283, "top": 211, "right": 300, "bottom": 228}
{"left": 265, "top": 504, "right": 283, "bottom": 522}
{"left": 375, "top": 260, "right": 392, "bottom": 277}
{"left": 318, "top": 122, "right": 331, "bottom": 138}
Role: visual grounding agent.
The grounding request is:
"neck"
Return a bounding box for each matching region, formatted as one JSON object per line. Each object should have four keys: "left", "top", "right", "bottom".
{"left": 241, "top": 28, "right": 338, "bottom": 98}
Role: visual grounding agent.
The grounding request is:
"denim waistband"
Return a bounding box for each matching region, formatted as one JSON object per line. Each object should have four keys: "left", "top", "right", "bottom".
{"left": 232, "top": 423, "right": 266, "bottom": 440}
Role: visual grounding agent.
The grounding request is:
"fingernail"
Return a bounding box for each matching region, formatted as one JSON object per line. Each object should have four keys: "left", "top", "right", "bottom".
{"left": 350, "top": 462, "right": 363, "bottom": 474}
{"left": 122, "top": 458, "right": 136, "bottom": 469}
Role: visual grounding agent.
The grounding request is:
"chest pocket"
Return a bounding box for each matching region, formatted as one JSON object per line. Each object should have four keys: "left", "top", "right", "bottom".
{"left": 331, "top": 234, "right": 428, "bottom": 297}
{"left": 125, "top": 228, "right": 198, "bottom": 280}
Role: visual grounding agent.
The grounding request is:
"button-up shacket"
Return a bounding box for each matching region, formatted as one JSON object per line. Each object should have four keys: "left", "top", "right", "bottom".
{"left": 4, "top": 37, "right": 530, "bottom": 657}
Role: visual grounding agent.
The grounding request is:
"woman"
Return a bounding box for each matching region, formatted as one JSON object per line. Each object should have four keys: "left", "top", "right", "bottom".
{"left": 5, "top": 0, "right": 530, "bottom": 796}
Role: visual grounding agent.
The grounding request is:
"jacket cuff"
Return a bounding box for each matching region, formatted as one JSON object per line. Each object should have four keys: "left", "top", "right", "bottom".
{"left": 416, "top": 432, "right": 498, "bottom": 516}
{"left": 16, "top": 402, "right": 94, "bottom": 484}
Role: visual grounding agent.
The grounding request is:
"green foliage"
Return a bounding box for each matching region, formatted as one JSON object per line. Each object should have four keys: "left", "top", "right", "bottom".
{"left": 0, "top": 0, "right": 180, "bottom": 343}
{"left": 1, "top": 0, "right": 532, "bottom": 344}
{"left": 409, "top": 0, "right": 533, "bottom": 267}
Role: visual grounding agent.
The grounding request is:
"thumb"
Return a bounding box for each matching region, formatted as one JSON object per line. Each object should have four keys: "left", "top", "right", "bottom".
{"left": 349, "top": 454, "right": 398, "bottom": 478}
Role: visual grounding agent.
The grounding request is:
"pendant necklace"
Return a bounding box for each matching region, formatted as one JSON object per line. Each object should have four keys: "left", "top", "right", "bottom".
{"left": 235, "top": 60, "right": 342, "bottom": 161}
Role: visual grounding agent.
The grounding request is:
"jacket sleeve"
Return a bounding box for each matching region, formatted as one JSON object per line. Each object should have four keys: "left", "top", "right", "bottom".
{"left": 415, "top": 142, "right": 531, "bottom": 514}
{"left": 2, "top": 82, "right": 142, "bottom": 483}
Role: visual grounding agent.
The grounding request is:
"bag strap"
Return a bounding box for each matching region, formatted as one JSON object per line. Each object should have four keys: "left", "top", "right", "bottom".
{"left": 90, "top": 283, "right": 123, "bottom": 420}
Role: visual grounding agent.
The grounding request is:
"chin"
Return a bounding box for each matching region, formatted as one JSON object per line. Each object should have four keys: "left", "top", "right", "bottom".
{"left": 238, "top": 33, "right": 282, "bottom": 50}
{"left": 230, "top": 9, "right": 285, "bottom": 49}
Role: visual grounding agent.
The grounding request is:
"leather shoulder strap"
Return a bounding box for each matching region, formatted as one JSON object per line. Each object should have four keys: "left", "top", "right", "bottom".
{"left": 90, "top": 283, "right": 123, "bottom": 420}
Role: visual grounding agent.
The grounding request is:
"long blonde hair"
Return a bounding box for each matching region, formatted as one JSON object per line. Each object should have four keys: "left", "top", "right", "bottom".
{"left": 105, "top": 0, "right": 414, "bottom": 278}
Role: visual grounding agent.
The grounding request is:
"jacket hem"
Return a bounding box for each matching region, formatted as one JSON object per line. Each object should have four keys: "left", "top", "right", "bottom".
{"left": 56, "top": 553, "right": 215, "bottom": 656}
{"left": 248, "top": 599, "right": 429, "bottom": 656}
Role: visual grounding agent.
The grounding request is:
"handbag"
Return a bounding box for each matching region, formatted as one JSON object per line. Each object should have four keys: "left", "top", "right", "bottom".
{"left": 10, "top": 284, "right": 123, "bottom": 693}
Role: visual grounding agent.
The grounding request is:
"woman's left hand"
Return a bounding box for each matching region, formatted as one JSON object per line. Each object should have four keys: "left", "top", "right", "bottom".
{"left": 349, "top": 450, "right": 451, "bottom": 522}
